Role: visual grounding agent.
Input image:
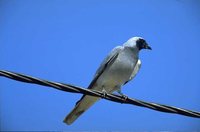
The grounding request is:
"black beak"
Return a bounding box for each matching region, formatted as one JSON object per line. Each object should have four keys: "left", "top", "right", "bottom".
{"left": 145, "top": 44, "right": 152, "bottom": 50}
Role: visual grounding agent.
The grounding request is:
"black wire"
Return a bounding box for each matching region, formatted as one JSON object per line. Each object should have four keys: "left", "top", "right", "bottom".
{"left": 0, "top": 70, "right": 200, "bottom": 118}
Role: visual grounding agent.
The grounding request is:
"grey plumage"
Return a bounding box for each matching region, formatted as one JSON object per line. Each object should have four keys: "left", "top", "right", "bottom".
{"left": 63, "top": 37, "right": 151, "bottom": 125}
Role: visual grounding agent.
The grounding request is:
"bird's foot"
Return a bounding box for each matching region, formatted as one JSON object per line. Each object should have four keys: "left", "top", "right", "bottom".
{"left": 117, "top": 90, "right": 128, "bottom": 101}
{"left": 121, "top": 94, "right": 128, "bottom": 101}
{"left": 101, "top": 89, "right": 108, "bottom": 98}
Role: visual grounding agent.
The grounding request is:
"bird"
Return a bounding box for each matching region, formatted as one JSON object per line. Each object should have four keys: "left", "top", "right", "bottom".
{"left": 63, "top": 36, "right": 152, "bottom": 125}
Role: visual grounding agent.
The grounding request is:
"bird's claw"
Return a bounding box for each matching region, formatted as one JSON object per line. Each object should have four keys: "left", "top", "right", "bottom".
{"left": 101, "top": 89, "right": 107, "bottom": 98}
{"left": 117, "top": 89, "right": 128, "bottom": 101}
{"left": 121, "top": 94, "right": 128, "bottom": 101}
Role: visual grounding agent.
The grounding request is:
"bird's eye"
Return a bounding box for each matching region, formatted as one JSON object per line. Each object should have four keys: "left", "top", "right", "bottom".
{"left": 136, "top": 38, "right": 146, "bottom": 50}
{"left": 136, "top": 39, "right": 145, "bottom": 45}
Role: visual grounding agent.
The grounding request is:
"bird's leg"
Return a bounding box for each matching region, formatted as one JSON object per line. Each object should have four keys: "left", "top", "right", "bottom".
{"left": 101, "top": 85, "right": 107, "bottom": 98}
{"left": 117, "top": 89, "right": 128, "bottom": 101}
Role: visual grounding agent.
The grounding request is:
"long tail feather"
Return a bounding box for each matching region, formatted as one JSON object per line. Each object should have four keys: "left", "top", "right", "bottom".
{"left": 63, "top": 95, "right": 100, "bottom": 125}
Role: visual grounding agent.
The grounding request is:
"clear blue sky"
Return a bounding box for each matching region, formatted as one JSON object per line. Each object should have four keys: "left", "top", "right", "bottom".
{"left": 0, "top": 0, "right": 200, "bottom": 131}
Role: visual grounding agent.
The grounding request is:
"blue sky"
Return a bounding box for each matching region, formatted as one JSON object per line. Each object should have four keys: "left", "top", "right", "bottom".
{"left": 0, "top": 0, "right": 200, "bottom": 131}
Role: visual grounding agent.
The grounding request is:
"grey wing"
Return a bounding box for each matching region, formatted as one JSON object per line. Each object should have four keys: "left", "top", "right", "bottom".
{"left": 87, "top": 46, "right": 123, "bottom": 89}
{"left": 75, "top": 46, "right": 122, "bottom": 104}
{"left": 124, "top": 59, "right": 141, "bottom": 85}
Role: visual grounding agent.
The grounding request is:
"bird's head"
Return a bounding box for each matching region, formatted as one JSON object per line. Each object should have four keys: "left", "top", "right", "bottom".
{"left": 125, "top": 37, "right": 152, "bottom": 51}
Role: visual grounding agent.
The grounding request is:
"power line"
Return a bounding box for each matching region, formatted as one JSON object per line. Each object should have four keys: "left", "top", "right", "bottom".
{"left": 0, "top": 70, "right": 200, "bottom": 119}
